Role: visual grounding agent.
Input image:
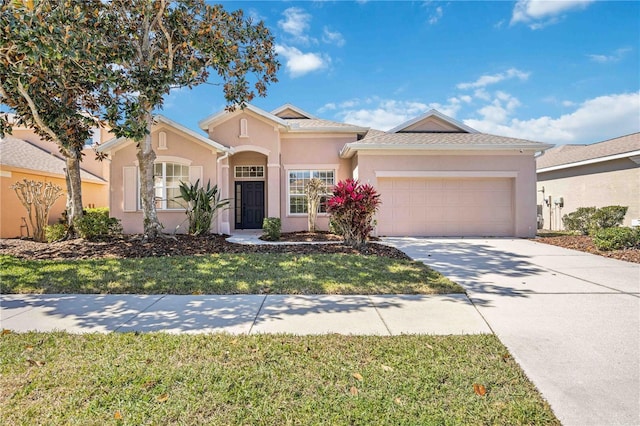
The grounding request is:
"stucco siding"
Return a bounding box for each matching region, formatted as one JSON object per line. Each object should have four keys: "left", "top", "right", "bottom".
{"left": 356, "top": 151, "right": 538, "bottom": 237}
{"left": 0, "top": 169, "right": 107, "bottom": 238}
{"left": 108, "top": 129, "right": 219, "bottom": 234}
{"left": 537, "top": 158, "right": 640, "bottom": 229}
{"left": 280, "top": 135, "right": 354, "bottom": 233}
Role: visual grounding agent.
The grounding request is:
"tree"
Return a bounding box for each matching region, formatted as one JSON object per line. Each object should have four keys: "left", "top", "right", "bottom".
{"left": 104, "top": 0, "right": 279, "bottom": 239}
{"left": 11, "top": 179, "right": 63, "bottom": 242}
{"left": 0, "top": 0, "right": 115, "bottom": 233}
{"left": 305, "top": 178, "right": 326, "bottom": 233}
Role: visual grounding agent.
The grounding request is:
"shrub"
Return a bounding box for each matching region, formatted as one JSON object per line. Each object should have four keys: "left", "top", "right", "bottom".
{"left": 176, "top": 179, "right": 229, "bottom": 235}
{"left": 327, "top": 179, "right": 381, "bottom": 248}
{"left": 562, "top": 207, "right": 597, "bottom": 235}
{"left": 592, "top": 205, "right": 628, "bottom": 229}
{"left": 45, "top": 223, "right": 67, "bottom": 243}
{"left": 74, "top": 208, "right": 122, "bottom": 241}
{"left": 592, "top": 227, "right": 640, "bottom": 251}
{"left": 262, "top": 217, "right": 281, "bottom": 241}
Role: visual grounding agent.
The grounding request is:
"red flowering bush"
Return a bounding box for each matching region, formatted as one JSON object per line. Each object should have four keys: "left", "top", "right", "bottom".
{"left": 327, "top": 179, "right": 381, "bottom": 247}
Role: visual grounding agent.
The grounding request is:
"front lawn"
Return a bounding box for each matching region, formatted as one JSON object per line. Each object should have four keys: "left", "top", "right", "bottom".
{"left": 0, "top": 332, "right": 559, "bottom": 425}
{"left": 0, "top": 253, "right": 463, "bottom": 295}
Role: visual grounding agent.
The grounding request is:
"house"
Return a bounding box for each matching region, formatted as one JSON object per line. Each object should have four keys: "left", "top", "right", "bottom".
{"left": 536, "top": 132, "right": 640, "bottom": 230}
{"left": 0, "top": 124, "right": 110, "bottom": 238}
{"left": 97, "top": 104, "right": 552, "bottom": 237}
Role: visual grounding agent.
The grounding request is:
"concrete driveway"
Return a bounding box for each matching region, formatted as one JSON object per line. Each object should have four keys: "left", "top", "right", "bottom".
{"left": 384, "top": 237, "right": 640, "bottom": 426}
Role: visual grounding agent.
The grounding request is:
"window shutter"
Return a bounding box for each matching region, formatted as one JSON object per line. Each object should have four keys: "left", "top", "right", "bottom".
{"left": 123, "top": 166, "right": 138, "bottom": 212}
{"left": 189, "top": 166, "right": 203, "bottom": 185}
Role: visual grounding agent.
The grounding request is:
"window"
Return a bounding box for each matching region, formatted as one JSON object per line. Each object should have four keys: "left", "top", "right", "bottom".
{"left": 288, "top": 170, "right": 334, "bottom": 214}
{"left": 153, "top": 162, "right": 189, "bottom": 209}
{"left": 235, "top": 165, "right": 264, "bottom": 178}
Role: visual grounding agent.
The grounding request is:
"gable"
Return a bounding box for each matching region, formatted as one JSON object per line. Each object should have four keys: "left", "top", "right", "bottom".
{"left": 388, "top": 109, "right": 478, "bottom": 134}
{"left": 398, "top": 116, "right": 467, "bottom": 133}
{"left": 271, "top": 104, "right": 317, "bottom": 120}
{"left": 274, "top": 107, "right": 309, "bottom": 119}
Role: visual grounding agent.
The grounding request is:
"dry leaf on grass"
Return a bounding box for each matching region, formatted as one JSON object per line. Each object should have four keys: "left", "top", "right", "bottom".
{"left": 156, "top": 393, "right": 169, "bottom": 403}
{"left": 114, "top": 410, "right": 123, "bottom": 420}
{"left": 381, "top": 364, "right": 394, "bottom": 372}
{"left": 349, "top": 386, "right": 359, "bottom": 396}
{"left": 473, "top": 383, "right": 487, "bottom": 396}
{"left": 352, "top": 372, "right": 363, "bottom": 381}
{"left": 1, "top": 329, "right": 11, "bottom": 336}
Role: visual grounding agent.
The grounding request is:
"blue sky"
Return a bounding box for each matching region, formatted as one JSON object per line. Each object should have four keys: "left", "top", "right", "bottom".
{"left": 162, "top": 0, "right": 640, "bottom": 145}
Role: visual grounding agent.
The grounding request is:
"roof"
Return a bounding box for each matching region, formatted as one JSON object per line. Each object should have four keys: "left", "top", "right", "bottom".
{"left": 282, "top": 118, "right": 369, "bottom": 133}
{"left": 198, "top": 104, "right": 289, "bottom": 131}
{"left": 97, "top": 114, "right": 228, "bottom": 154}
{"left": 0, "top": 136, "right": 107, "bottom": 183}
{"left": 199, "top": 103, "right": 368, "bottom": 134}
{"left": 388, "top": 109, "right": 479, "bottom": 134}
{"left": 536, "top": 132, "right": 640, "bottom": 172}
{"left": 271, "top": 104, "right": 317, "bottom": 119}
{"left": 341, "top": 127, "right": 553, "bottom": 157}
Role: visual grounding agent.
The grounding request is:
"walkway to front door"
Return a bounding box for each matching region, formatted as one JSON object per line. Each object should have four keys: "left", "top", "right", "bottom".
{"left": 235, "top": 181, "right": 264, "bottom": 229}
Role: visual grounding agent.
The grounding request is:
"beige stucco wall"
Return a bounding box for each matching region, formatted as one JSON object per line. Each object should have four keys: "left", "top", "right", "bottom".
{"left": 537, "top": 158, "right": 640, "bottom": 230}
{"left": 279, "top": 135, "right": 354, "bottom": 233}
{"left": 0, "top": 168, "right": 107, "bottom": 238}
{"left": 206, "top": 111, "right": 358, "bottom": 233}
{"left": 107, "top": 127, "right": 219, "bottom": 234}
{"left": 355, "top": 150, "right": 539, "bottom": 238}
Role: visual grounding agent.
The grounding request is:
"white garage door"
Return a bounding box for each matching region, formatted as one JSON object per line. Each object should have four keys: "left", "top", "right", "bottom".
{"left": 377, "top": 177, "right": 514, "bottom": 237}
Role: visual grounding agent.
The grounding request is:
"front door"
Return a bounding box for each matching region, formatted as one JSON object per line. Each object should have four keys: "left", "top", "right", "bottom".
{"left": 235, "top": 181, "right": 265, "bottom": 229}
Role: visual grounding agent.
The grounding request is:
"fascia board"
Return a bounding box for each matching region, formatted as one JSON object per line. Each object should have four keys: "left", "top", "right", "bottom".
{"left": 537, "top": 149, "right": 640, "bottom": 173}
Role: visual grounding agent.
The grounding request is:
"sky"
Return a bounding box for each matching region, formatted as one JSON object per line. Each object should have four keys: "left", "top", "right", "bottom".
{"left": 163, "top": 0, "right": 640, "bottom": 146}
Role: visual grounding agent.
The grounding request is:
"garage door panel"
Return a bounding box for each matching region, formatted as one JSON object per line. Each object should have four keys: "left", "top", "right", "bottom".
{"left": 377, "top": 177, "right": 514, "bottom": 237}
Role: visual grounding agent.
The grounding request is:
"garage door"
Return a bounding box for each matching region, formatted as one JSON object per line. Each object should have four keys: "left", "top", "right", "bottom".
{"left": 377, "top": 177, "right": 514, "bottom": 237}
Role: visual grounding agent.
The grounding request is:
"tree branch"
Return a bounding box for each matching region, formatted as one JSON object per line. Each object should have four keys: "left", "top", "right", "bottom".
{"left": 16, "top": 80, "right": 69, "bottom": 156}
{"left": 155, "top": 0, "right": 173, "bottom": 72}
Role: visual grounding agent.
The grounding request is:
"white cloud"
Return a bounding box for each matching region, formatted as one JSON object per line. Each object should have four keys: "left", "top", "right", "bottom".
{"left": 428, "top": 6, "right": 443, "bottom": 25}
{"left": 278, "top": 7, "right": 313, "bottom": 44}
{"left": 588, "top": 47, "right": 632, "bottom": 63}
{"left": 275, "top": 44, "right": 328, "bottom": 78}
{"left": 511, "top": 0, "right": 594, "bottom": 29}
{"left": 322, "top": 27, "right": 345, "bottom": 47}
{"left": 464, "top": 92, "right": 640, "bottom": 144}
{"left": 457, "top": 68, "right": 530, "bottom": 90}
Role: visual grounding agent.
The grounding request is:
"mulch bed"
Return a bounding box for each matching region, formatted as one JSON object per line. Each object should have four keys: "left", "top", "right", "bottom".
{"left": 0, "top": 233, "right": 410, "bottom": 261}
{"left": 533, "top": 235, "right": 640, "bottom": 264}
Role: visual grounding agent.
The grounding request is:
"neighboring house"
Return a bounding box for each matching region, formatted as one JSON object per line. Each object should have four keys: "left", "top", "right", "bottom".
{"left": 97, "top": 104, "right": 552, "bottom": 237}
{"left": 536, "top": 132, "right": 640, "bottom": 230}
{"left": 0, "top": 125, "right": 110, "bottom": 238}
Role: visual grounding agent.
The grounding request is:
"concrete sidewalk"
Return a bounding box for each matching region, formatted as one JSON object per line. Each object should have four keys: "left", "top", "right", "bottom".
{"left": 0, "top": 293, "right": 491, "bottom": 335}
{"left": 384, "top": 237, "right": 640, "bottom": 426}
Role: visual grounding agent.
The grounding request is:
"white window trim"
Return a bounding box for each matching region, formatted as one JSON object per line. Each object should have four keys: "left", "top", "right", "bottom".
{"left": 234, "top": 165, "right": 265, "bottom": 179}
{"left": 135, "top": 159, "right": 191, "bottom": 211}
{"left": 286, "top": 168, "right": 336, "bottom": 217}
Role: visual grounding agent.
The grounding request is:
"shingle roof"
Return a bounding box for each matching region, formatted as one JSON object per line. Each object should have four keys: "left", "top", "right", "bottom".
{"left": 283, "top": 118, "right": 368, "bottom": 132}
{"left": 0, "top": 136, "right": 106, "bottom": 183}
{"left": 536, "top": 133, "right": 640, "bottom": 170}
{"left": 355, "top": 131, "right": 549, "bottom": 147}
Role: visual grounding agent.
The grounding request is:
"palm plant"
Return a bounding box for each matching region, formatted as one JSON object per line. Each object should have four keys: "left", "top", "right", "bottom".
{"left": 176, "top": 179, "right": 229, "bottom": 235}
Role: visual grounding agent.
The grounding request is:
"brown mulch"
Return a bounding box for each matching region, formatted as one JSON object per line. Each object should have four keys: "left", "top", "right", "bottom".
{"left": 533, "top": 235, "right": 640, "bottom": 264}
{"left": 262, "top": 231, "right": 345, "bottom": 243}
{"left": 0, "top": 233, "right": 410, "bottom": 261}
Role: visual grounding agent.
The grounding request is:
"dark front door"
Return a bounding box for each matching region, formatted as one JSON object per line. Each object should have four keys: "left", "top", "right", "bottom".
{"left": 235, "top": 181, "right": 265, "bottom": 229}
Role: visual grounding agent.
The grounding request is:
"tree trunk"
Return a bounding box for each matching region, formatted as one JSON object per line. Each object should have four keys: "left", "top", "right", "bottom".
{"left": 137, "top": 112, "right": 163, "bottom": 239}
{"left": 64, "top": 149, "right": 84, "bottom": 237}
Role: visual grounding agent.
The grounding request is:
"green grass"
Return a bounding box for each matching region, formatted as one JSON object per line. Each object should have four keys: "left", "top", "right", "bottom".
{"left": 0, "top": 253, "right": 462, "bottom": 295}
{"left": 0, "top": 332, "right": 559, "bottom": 425}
